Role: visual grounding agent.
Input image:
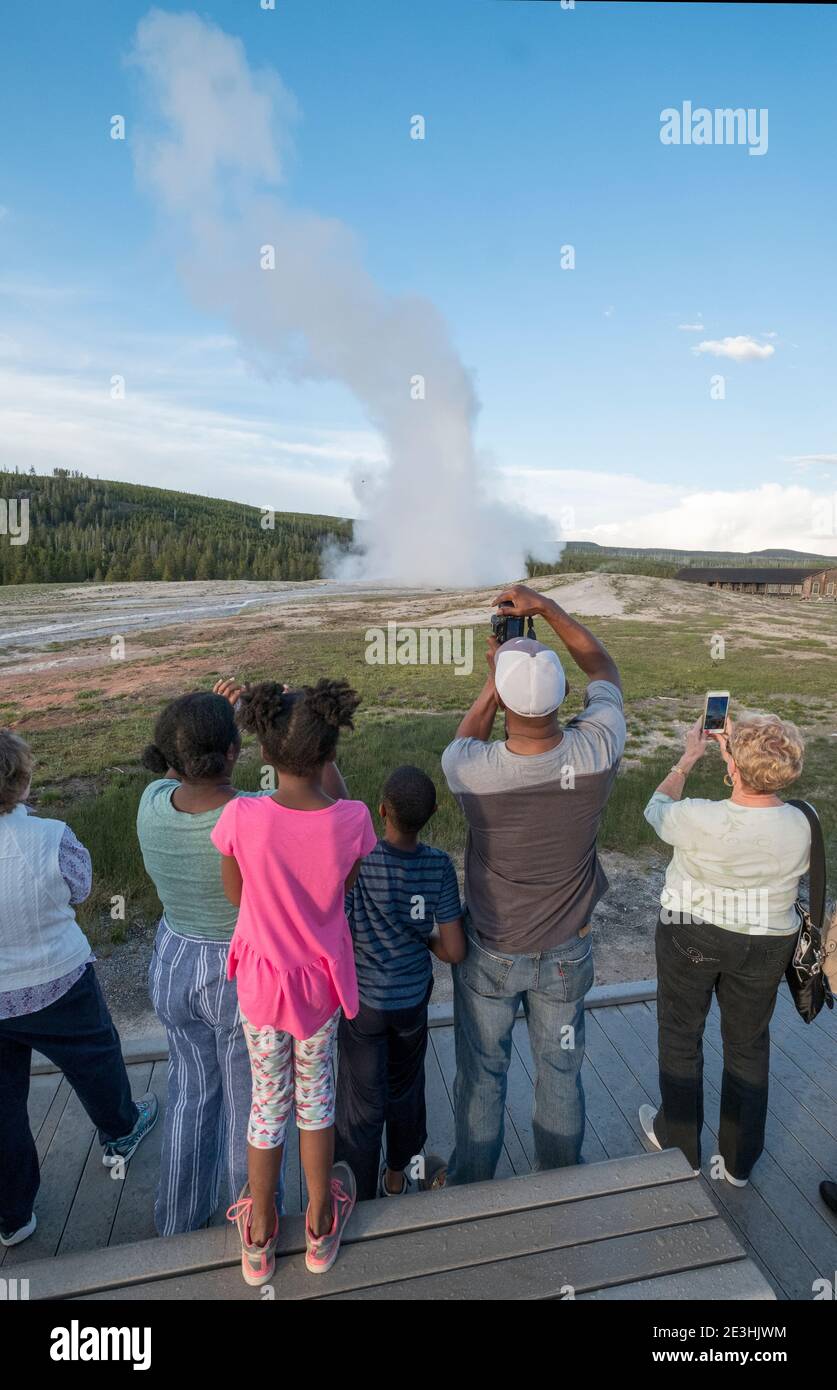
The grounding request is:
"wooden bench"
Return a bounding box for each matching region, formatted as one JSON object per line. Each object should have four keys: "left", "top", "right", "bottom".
{"left": 11, "top": 1149, "right": 774, "bottom": 1301}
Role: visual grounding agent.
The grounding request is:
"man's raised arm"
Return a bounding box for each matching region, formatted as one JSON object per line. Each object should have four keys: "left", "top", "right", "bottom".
{"left": 453, "top": 638, "right": 500, "bottom": 741}
{"left": 493, "top": 583, "right": 621, "bottom": 690}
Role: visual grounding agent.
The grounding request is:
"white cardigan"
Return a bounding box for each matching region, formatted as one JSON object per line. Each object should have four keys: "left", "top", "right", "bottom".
{"left": 0, "top": 804, "right": 91, "bottom": 990}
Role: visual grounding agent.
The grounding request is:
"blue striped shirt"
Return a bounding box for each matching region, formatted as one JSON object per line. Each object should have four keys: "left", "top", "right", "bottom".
{"left": 346, "top": 840, "right": 462, "bottom": 1010}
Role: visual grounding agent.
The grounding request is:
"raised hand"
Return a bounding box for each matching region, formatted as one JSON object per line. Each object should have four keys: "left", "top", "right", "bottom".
{"left": 492, "top": 583, "right": 549, "bottom": 617}
{"left": 213, "top": 677, "right": 247, "bottom": 706}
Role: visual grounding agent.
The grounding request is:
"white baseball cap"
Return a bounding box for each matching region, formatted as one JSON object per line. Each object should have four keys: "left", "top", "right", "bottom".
{"left": 494, "top": 638, "right": 567, "bottom": 717}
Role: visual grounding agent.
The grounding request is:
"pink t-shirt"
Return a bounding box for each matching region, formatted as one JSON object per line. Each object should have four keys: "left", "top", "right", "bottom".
{"left": 211, "top": 795, "right": 377, "bottom": 1038}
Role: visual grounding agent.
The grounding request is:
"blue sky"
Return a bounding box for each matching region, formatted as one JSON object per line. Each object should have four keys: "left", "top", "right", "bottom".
{"left": 1, "top": 0, "right": 836, "bottom": 554}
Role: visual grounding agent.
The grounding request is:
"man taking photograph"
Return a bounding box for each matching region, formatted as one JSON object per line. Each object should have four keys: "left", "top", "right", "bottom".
{"left": 442, "top": 582, "right": 626, "bottom": 1184}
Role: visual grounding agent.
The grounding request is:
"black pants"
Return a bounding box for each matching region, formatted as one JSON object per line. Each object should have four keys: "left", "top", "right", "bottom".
{"left": 654, "top": 913, "right": 796, "bottom": 1181}
{"left": 334, "top": 994, "right": 430, "bottom": 1201}
{"left": 0, "top": 965, "right": 137, "bottom": 1231}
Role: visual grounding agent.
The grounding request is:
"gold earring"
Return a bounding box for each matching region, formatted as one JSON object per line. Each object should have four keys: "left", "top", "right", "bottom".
{"left": 724, "top": 773, "right": 734, "bottom": 788}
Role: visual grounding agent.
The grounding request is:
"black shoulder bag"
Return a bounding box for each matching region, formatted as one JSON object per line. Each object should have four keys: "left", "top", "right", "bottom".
{"left": 786, "top": 799, "right": 833, "bottom": 1023}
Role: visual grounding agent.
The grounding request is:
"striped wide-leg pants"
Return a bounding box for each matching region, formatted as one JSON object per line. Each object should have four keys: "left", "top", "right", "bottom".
{"left": 148, "top": 919, "right": 283, "bottom": 1235}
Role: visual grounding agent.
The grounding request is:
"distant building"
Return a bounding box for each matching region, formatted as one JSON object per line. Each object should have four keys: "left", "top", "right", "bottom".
{"left": 801, "top": 567, "right": 837, "bottom": 600}
{"left": 675, "top": 566, "right": 820, "bottom": 596}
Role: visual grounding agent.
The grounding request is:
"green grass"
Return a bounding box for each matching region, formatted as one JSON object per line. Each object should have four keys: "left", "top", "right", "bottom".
{"left": 17, "top": 591, "right": 837, "bottom": 934}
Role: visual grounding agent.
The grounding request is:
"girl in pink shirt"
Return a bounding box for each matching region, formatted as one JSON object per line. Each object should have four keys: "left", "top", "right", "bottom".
{"left": 211, "top": 679, "right": 376, "bottom": 1286}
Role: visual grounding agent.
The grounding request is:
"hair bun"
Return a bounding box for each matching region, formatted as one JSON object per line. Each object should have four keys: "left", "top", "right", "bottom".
{"left": 304, "top": 679, "right": 361, "bottom": 730}
{"left": 142, "top": 743, "right": 170, "bottom": 775}
{"left": 236, "top": 681, "right": 290, "bottom": 737}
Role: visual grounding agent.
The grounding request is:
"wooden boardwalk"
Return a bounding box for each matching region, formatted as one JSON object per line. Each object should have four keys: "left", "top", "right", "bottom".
{"left": 5, "top": 984, "right": 837, "bottom": 1300}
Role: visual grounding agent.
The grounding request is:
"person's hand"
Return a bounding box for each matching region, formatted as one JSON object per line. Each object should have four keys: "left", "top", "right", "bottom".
{"left": 486, "top": 635, "right": 500, "bottom": 673}
{"left": 682, "top": 717, "right": 711, "bottom": 766}
{"left": 707, "top": 716, "right": 731, "bottom": 748}
{"left": 492, "top": 583, "right": 549, "bottom": 618}
{"left": 213, "top": 677, "right": 247, "bottom": 706}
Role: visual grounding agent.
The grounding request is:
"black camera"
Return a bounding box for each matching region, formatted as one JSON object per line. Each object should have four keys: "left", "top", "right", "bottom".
{"left": 491, "top": 604, "right": 536, "bottom": 645}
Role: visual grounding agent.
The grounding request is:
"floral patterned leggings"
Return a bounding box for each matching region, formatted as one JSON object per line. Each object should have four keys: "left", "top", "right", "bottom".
{"left": 241, "top": 1010, "right": 341, "bottom": 1150}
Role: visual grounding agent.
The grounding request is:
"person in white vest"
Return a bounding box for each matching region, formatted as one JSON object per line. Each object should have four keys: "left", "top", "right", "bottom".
{"left": 0, "top": 730, "right": 158, "bottom": 1248}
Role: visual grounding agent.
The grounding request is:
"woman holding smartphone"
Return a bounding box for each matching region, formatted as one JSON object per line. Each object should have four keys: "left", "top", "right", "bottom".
{"left": 639, "top": 711, "right": 810, "bottom": 1186}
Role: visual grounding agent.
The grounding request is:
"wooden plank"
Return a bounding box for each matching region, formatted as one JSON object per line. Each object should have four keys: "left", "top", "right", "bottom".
{"left": 583, "top": 1010, "right": 657, "bottom": 1147}
{"left": 56, "top": 1063, "right": 153, "bottom": 1256}
{"left": 422, "top": 1030, "right": 455, "bottom": 1164}
{"left": 579, "top": 1258, "right": 776, "bottom": 1301}
{"left": 318, "top": 1219, "right": 746, "bottom": 1301}
{"left": 772, "top": 992, "right": 837, "bottom": 1068}
{"left": 13, "top": 1150, "right": 697, "bottom": 1299}
{"left": 283, "top": 1126, "right": 302, "bottom": 1218}
{"left": 81, "top": 1178, "right": 721, "bottom": 1302}
{"left": 770, "top": 1015, "right": 837, "bottom": 1100}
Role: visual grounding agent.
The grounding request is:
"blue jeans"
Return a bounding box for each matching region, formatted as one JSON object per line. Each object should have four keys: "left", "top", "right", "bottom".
{"left": 448, "top": 930, "right": 594, "bottom": 1185}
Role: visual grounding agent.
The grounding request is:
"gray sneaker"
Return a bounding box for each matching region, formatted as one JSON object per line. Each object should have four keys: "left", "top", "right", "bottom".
{"left": 378, "top": 1164, "right": 411, "bottom": 1198}
{"left": 102, "top": 1093, "right": 159, "bottom": 1167}
{"left": 0, "top": 1212, "right": 37, "bottom": 1247}
{"left": 305, "top": 1162, "right": 356, "bottom": 1274}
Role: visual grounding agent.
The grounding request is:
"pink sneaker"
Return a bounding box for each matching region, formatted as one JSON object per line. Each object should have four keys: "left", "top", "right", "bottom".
{"left": 305, "top": 1162, "right": 356, "bottom": 1275}
{"left": 227, "top": 1184, "right": 279, "bottom": 1287}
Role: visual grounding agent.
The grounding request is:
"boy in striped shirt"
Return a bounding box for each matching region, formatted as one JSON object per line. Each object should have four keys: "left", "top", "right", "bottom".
{"left": 335, "top": 765, "right": 465, "bottom": 1199}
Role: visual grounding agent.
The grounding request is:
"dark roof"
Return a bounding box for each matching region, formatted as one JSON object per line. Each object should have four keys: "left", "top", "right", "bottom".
{"left": 676, "top": 567, "right": 821, "bottom": 585}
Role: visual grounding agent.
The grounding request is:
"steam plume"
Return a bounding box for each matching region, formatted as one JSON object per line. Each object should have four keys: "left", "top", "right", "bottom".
{"left": 130, "top": 10, "right": 553, "bottom": 585}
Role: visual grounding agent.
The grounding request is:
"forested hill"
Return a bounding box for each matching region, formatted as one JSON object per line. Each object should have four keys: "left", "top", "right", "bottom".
{"left": 0, "top": 471, "right": 353, "bottom": 584}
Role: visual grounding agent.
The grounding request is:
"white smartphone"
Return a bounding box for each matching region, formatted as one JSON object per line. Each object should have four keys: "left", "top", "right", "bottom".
{"left": 702, "top": 690, "right": 730, "bottom": 733}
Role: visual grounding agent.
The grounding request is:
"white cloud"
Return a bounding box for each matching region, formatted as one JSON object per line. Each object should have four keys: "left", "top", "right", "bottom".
{"left": 692, "top": 335, "right": 775, "bottom": 362}
{"left": 678, "top": 323, "right": 704, "bottom": 331}
{"left": 787, "top": 454, "right": 837, "bottom": 467}
{"left": 569, "top": 482, "right": 837, "bottom": 554}
{"left": 0, "top": 363, "right": 381, "bottom": 517}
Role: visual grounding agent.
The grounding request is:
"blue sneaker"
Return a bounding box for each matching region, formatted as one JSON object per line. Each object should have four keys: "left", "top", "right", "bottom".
{"left": 102, "top": 1093, "right": 159, "bottom": 1167}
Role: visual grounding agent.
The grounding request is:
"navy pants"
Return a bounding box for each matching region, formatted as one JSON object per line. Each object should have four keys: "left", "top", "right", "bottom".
{"left": 0, "top": 965, "right": 137, "bottom": 1232}
{"left": 334, "top": 994, "right": 430, "bottom": 1201}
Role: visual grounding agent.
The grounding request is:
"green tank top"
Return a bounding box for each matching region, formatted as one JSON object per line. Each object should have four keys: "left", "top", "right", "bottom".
{"left": 136, "top": 779, "right": 265, "bottom": 942}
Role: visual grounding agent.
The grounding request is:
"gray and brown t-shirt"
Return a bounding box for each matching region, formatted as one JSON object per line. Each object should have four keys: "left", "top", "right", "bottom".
{"left": 441, "top": 681, "right": 626, "bottom": 954}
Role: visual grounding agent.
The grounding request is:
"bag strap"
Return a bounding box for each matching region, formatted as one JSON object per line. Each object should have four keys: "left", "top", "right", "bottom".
{"left": 788, "top": 799, "right": 826, "bottom": 931}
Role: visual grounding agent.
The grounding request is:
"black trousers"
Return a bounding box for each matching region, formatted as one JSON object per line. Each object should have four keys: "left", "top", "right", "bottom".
{"left": 0, "top": 965, "right": 137, "bottom": 1231}
{"left": 334, "top": 993, "right": 430, "bottom": 1201}
{"left": 654, "top": 913, "right": 796, "bottom": 1181}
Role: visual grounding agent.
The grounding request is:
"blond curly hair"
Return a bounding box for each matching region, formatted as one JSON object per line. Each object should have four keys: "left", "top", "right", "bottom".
{"left": 728, "top": 715, "right": 804, "bottom": 794}
{"left": 0, "top": 730, "right": 33, "bottom": 814}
